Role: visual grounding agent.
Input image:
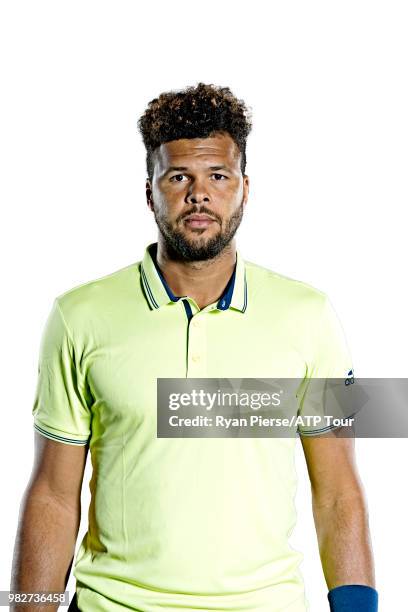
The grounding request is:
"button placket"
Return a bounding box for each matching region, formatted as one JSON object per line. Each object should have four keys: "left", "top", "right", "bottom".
{"left": 186, "top": 314, "right": 207, "bottom": 377}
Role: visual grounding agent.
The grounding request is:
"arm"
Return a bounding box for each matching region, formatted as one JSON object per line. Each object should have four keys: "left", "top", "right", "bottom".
{"left": 10, "top": 432, "right": 88, "bottom": 612}
{"left": 300, "top": 430, "right": 376, "bottom": 590}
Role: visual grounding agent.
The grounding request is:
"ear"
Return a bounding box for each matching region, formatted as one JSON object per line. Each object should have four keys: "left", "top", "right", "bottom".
{"left": 242, "top": 174, "right": 250, "bottom": 208}
{"left": 146, "top": 178, "right": 154, "bottom": 211}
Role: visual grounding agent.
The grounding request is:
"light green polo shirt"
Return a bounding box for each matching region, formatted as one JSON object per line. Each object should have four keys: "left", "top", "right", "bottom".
{"left": 32, "top": 242, "right": 353, "bottom": 612}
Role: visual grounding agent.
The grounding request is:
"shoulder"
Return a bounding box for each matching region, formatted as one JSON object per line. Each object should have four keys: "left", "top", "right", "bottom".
{"left": 54, "top": 261, "right": 141, "bottom": 329}
{"left": 243, "top": 258, "right": 329, "bottom": 315}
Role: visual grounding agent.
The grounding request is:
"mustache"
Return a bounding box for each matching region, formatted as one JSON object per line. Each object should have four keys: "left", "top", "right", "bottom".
{"left": 178, "top": 207, "right": 221, "bottom": 224}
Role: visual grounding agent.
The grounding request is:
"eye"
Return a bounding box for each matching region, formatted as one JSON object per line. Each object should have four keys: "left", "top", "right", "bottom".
{"left": 169, "top": 174, "right": 188, "bottom": 182}
{"left": 212, "top": 173, "right": 227, "bottom": 180}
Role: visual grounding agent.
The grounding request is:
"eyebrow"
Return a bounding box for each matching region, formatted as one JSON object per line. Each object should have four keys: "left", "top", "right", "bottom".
{"left": 162, "top": 165, "right": 231, "bottom": 176}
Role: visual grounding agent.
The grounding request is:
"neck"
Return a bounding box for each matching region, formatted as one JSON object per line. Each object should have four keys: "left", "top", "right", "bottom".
{"left": 154, "top": 237, "right": 237, "bottom": 310}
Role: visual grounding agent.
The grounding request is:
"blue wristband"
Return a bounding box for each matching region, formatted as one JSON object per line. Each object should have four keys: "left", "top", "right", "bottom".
{"left": 328, "top": 585, "right": 378, "bottom": 611}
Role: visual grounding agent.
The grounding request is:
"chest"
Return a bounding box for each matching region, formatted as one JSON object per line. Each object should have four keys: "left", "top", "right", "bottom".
{"left": 83, "top": 301, "right": 307, "bottom": 439}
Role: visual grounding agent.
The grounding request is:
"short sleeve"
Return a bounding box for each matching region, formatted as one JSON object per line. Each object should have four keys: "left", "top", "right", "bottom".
{"left": 32, "top": 298, "right": 92, "bottom": 445}
{"left": 296, "top": 294, "right": 355, "bottom": 436}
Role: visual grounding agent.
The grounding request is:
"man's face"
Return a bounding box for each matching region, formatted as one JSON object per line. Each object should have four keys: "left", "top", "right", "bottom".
{"left": 146, "top": 131, "right": 249, "bottom": 261}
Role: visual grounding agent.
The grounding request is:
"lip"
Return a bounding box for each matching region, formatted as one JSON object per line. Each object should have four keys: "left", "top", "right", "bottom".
{"left": 184, "top": 215, "right": 216, "bottom": 228}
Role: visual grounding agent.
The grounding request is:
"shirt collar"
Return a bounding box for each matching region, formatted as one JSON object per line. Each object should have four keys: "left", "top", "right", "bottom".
{"left": 140, "top": 242, "right": 247, "bottom": 313}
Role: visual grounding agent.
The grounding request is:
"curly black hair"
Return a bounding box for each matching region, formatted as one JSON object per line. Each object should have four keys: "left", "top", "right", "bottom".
{"left": 137, "top": 82, "right": 252, "bottom": 180}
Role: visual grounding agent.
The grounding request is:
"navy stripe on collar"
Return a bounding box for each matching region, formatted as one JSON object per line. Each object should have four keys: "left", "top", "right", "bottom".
{"left": 149, "top": 243, "right": 237, "bottom": 310}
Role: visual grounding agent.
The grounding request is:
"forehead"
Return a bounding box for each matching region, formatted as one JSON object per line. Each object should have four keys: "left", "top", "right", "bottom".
{"left": 153, "top": 132, "right": 241, "bottom": 171}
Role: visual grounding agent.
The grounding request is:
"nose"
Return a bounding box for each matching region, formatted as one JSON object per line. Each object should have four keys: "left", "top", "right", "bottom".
{"left": 185, "top": 178, "right": 210, "bottom": 205}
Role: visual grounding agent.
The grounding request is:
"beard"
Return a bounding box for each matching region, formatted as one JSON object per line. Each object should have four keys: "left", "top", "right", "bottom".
{"left": 153, "top": 200, "right": 244, "bottom": 262}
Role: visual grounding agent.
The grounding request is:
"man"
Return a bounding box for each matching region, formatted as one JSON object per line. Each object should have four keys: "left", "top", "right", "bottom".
{"left": 11, "top": 83, "right": 377, "bottom": 611}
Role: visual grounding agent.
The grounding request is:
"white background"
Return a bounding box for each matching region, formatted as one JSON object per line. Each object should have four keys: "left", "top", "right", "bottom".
{"left": 1, "top": 1, "right": 407, "bottom": 610}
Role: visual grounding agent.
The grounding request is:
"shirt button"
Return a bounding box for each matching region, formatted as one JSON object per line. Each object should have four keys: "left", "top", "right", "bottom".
{"left": 192, "top": 354, "right": 201, "bottom": 363}
{"left": 192, "top": 319, "right": 200, "bottom": 328}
